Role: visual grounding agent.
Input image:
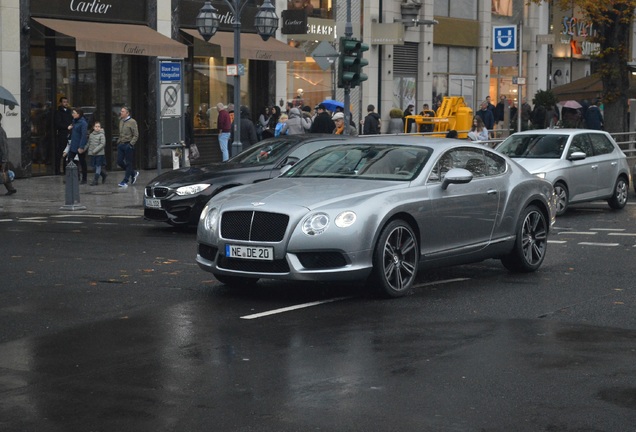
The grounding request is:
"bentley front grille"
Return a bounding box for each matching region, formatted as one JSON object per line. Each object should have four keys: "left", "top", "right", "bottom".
{"left": 221, "top": 211, "right": 289, "bottom": 242}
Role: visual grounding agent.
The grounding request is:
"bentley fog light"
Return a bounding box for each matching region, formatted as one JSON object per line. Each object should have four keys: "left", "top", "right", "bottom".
{"left": 335, "top": 211, "right": 356, "bottom": 228}
{"left": 176, "top": 184, "right": 210, "bottom": 196}
{"left": 302, "top": 212, "right": 330, "bottom": 235}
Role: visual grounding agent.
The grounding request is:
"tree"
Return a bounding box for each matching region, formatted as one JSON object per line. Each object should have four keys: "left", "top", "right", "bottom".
{"left": 530, "top": 0, "right": 636, "bottom": 132}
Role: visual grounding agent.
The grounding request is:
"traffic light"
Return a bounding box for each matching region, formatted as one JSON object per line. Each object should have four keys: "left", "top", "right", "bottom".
{"left": 337, "top": 37, "right": 369, "bottom": 89}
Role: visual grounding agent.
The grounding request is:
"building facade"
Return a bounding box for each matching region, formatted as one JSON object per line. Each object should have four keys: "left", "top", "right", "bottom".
{"left": 2, "top": 0, "right": 596, "bottom": 178}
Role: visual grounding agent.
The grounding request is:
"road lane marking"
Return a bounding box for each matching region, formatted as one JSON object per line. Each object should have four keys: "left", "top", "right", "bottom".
{"left": 557, "top": 231, "right": 597, "bottom": 235}
{"left": 578, "top": 242, "right": 619, "bottom": 247}
{"left": 241, "top": 297, "right": 352, "bottom": 319}
{"left": 413, "top": 277, "right": 470, "bottom": 288}
{"left": 608, "top": 232, "right": 636, "bottom": 237}
{"left": 548, "top": 240, "right": 567, "bottom": 244}
{"left": 591, "top": 228, "right": 625, "bottom": 231}
{"left": 240, "top": 278, "right": 471, "bottom": 320}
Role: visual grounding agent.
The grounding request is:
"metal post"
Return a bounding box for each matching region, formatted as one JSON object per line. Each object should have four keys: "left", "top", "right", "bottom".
{"left": 231, "top": 0, "right": 242, "bottom": 157}
{"left": 60, "top": 161, "right": 86, "bottom": 211}
{"left": 517, "top": 21, "right": 523, "bottom": 133}
{"left": 343, "top": 0, "right": 353, "bottom": 134}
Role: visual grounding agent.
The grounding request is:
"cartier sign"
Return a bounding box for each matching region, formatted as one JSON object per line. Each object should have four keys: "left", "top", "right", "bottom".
{"left": 69, "top": 0, "right": 112, "bottom": 14}
{"left": 31, "top": 0, "right": 146, "bottom": 23}
{"left": 281, "top": 10, "right": 307, "bottom": 35}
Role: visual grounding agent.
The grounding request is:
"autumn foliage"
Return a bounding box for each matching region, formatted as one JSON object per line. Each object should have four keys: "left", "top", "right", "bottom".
{"left": 531, "top": 0, "right": 636, "bottom": 132}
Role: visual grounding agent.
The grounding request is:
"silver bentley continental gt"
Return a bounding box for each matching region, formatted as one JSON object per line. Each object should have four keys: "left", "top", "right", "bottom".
{"left": 196, "top": 136, "right": 557, "bottom": 297}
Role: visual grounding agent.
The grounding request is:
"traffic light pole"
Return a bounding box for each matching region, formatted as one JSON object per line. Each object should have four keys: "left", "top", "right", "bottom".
{"left": 343, "top": 0, "right": 352, "bottom": 134}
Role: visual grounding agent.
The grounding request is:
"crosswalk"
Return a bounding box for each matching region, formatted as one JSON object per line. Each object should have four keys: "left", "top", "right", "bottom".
{"left": 550, "top": 227, "right": 636, "bottom": 247}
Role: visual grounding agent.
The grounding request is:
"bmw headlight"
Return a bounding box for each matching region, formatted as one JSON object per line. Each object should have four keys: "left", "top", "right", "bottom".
{"left": 335, "top": 211, "right": 356, "bottom": 228}
{"left": 535, "top": 173, "right": 546, "bottom": 179}
{"left": 302, "top": 212, "right": 330, "bottom": 236}
{"left": 176, "top": 184, "right": 210, "bottom": 196}
{"left": 202, "top": 206, "right": 220, "bottom": 234}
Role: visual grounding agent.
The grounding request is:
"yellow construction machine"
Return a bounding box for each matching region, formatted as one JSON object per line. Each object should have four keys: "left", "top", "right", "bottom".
{"left": 404, "top": 96, "right": 473, "bottom": 138}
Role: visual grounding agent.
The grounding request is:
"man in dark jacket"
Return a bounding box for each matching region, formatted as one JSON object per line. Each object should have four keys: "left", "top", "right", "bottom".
{"left": 475, "top": 101, "right": 495, "bottom": 134}
{"left": 362, "top": 104, "right": 381, "bottom": 134}
{"left": 403, "top": 104, "right": 415, "bottom": 133}
{"left": 494, "top": 95, "right": 506, "bottom": 130}
{"left": 230, "top": 105, "right": 259, "bottom": 148}
{"left": 54, "top": 96, "right": 73, "bottom": 175}
{"left": 310, "top": 103, "right": 335, "bottom": 134}
{"left": 584, "top": 99, "right": 604, "bottom": 130}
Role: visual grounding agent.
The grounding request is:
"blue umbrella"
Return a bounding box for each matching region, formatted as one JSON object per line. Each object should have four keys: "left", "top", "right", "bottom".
{"left": 320, "top": 99, "right": 344, "bottom": 112}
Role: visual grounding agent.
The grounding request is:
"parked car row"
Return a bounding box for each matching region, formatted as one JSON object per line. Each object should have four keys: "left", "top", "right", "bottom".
{"left": 143, "top": 128, "right": 630, "bottom": 297}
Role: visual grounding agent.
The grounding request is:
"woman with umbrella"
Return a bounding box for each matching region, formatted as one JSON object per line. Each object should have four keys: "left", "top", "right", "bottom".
{"left": 560, "top": 100, "right": 583, "bottom": 128}
{"left": 0, "top": 113, "right": 17, "bottom": 195}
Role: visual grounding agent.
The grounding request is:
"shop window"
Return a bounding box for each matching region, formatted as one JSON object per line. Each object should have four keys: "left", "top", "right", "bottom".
{"left": 286, "top": 55, "right": 333, "bottom": 110}
{"left": 111, "top": 55, "right": 132, "bottom": 133}
{"left": 306, "top": 0, "right": 333, "bottom": 19}
{"left": 192, "top": 56, "right": 249, "bottom": 131}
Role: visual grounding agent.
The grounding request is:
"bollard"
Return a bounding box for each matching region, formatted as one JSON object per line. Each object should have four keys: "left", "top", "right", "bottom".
{"left": 60, "top": 161, "right": 86, "bottom": 211}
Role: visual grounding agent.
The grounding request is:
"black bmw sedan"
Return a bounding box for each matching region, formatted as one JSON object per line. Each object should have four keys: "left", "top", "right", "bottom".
{"left": 144, "top": 134, "right": 348, "bottom": 226}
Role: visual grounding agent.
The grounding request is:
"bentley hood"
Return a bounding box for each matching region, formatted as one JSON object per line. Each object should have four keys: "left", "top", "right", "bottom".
{"left": 209, "top": 177, "right": 408, "bottom": 212}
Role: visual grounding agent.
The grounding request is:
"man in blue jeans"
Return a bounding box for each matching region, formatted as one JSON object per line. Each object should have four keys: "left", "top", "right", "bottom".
{"left": 216, "top": 102, "right": 231, "bottom": 161}
{"left": 117, "top": 106, "right": 139, "bottom": 187}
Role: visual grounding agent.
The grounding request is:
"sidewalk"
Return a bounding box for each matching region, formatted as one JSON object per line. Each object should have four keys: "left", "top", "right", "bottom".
{"left": 0, "top": 170, "right": 160, "bottom": 217}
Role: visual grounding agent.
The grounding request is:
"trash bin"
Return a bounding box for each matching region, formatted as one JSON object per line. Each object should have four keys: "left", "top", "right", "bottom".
{"left": 160, "top": 143, "right": 188, "bottom": 170}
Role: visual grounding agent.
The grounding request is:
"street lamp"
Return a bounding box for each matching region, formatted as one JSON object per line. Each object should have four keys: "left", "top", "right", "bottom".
{"left": 197, "top": 0, "right": 279, "bottom": 157}
{"left": 196, "top": 1, "right": 219, "bottom": 41}
{"left": 254, "top": 0, "right": 279, "bottom": 41}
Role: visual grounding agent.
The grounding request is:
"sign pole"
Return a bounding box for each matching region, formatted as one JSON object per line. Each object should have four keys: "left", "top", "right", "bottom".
{"left": 517, "top": 21, "right": 523, "bottom": 133}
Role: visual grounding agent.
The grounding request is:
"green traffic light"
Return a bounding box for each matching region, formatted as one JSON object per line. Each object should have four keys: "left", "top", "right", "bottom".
{"left": 337, "top": 37, "right": 369, "bottom": 89}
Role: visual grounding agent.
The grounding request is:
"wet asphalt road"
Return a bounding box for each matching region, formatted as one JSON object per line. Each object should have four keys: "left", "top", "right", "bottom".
{"left": 1, "top": 201, "right": 636, "bottom": 432}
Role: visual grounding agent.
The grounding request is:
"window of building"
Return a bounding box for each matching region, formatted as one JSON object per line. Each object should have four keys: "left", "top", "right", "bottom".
{"left": 434, "top": 0, "right": 477, "bottom": 20}
{"left": 492, "top": 0, "right": 513, "bottom": 16}
{"left": 393, "top": 43, "right": 419, "bottom": 112}
{"left": 433, "top": 46, "right": 477, "bottom": 108}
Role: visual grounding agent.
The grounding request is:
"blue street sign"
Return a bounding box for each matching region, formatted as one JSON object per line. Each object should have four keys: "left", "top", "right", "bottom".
{"left": 160, "top": 61, "right": 181, "bottom": 82}
{"left": 493, "top": 25, "right": 517, "bottom": 52}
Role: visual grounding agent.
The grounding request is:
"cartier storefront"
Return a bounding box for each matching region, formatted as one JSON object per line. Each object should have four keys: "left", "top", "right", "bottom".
{"left": 25, "top": 0, "right": 187, "bottom": 176}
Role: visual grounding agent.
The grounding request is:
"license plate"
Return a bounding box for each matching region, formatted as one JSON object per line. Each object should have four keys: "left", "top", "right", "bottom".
{"left": 226, "top": 244, "right": 273, "bottom": 261}
{"left": 145, "top": 198, "right": 161, "bottom": 208}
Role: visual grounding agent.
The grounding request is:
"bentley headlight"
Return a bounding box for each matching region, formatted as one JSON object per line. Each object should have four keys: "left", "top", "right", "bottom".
{"left": 335, "top": 211, "right": 356, "bottom": 228}
{"left": 176, "top": 184, "right": 210, "bottom": 196}
{"left": 535, "top": 173, "right": 546, "bottom": 179}
{"left": 302, "top": 212, "right": 330, "bottom": 236}
{"left": 202, "top": 206, "right": 220, "bottom": 233}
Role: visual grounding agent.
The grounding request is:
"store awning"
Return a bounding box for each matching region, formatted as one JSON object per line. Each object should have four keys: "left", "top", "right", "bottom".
{"left": 551, "top": 73, "right": 636, "bottom": 101}
{"left": 551, "top": 74, "right": 602, "bottom": 101}
{"left": 34, "top": 18, "right": 187, "bottom": 58}
{"left": 182, "top": 28, "right": 305, "bottom": 62}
